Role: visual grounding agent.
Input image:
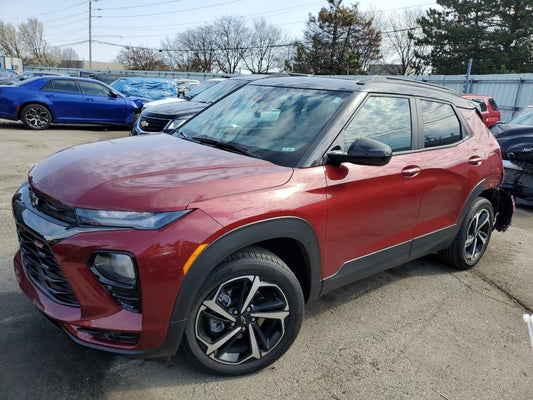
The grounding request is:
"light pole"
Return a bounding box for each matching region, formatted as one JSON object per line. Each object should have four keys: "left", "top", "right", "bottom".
{"left": 89, "top": 0, "right": 92, "bottom": 69}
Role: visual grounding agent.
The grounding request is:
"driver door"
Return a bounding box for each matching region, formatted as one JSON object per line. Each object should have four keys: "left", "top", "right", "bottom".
{"left": 323, "top": 95, "right": 423, "bottom": 287}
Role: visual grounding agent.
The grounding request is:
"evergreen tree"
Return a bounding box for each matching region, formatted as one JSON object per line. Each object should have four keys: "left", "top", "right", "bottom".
{"left": 413, "top": 0, "right": 533, "bottom": 74}
{"left": 293, "top": 0, "right": 381, "bottom": 75}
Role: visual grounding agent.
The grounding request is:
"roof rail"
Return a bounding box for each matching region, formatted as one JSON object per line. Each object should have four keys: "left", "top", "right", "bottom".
{"left": 361, "top": 76, "right": 458, "bottom": 94}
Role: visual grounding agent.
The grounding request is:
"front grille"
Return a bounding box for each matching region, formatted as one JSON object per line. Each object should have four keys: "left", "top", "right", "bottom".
{"left": 139, "top": 116, "right": 170, "bottom": 132}
{"left": 16, "top": 224, "right": 79, "bottom": 307}
{"left": 29, "top": 189, "right": 77, "bottom": 225}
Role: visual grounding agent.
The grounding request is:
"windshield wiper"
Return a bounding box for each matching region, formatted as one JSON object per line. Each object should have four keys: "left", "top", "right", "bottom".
{"left": 192, "top": 136, "right": 257, "bottom": 158}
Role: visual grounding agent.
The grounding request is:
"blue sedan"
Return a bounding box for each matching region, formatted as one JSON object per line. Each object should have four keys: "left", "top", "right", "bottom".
{"left": 0, "top": 76, "right": 147, "bottom": 130}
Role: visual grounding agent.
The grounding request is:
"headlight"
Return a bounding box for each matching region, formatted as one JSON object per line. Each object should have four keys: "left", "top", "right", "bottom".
{"left": 165, "top": 118, "right": 187, "bottom": 132}
{"left": 76, "top": 209, "right": 190, "bottom": 230}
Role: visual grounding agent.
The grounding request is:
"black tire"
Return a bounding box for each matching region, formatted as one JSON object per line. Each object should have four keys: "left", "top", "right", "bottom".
{"left": 440, "top": 197, "right": 494, "bottom": 269}
{"left": 21, "top": 104, "right": 52, "bottom": 130}
{"left": 181, "top": 246, "right": 304, "bottom": 375}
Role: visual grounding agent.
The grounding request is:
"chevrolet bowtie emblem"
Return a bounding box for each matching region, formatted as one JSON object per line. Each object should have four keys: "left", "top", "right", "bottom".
{"left": 140, "top": 120, "right": 149, "bottom": 128}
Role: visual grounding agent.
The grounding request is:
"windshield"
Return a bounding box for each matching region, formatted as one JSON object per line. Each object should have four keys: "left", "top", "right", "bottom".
{"left": 183, "top": 80, "right": 224, "bottom": 100}
{"left": 509, "top": 107, "right": 533, "bottom": 126}
{"left": 191, "top": 79, "right": 247, "bottom": 103}
{"left": 176, "top": 84, "right": 349, "bottom": 167}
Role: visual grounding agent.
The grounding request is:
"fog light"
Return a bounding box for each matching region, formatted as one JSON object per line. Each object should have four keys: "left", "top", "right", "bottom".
{"left": 93, "top": 253, "right": 136, "bottom": 286}
{"left": 89, "top": 251, "right": 142, "bottom": 313}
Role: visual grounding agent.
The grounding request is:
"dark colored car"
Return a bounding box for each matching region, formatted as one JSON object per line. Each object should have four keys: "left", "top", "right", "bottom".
{"left": 461, "top": 94, "right": 501, "bottom": 128}
{"left": 491, "top": 106, "right": 533, "bottom": 203}
{"left": 12, "top": 76, "right": 512, "bottom": 375}
{"left": 131, "top": 76, "right": 264, "bottom": 135}
{"left": 0, "top": 70, "right": 64, "bottom": 85}
{"left": 0, "top": 76, "right": 147, "bottom": 130}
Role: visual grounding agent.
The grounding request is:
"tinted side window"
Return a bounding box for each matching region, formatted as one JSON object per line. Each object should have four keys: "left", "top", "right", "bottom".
{"left": 488, "top": 98, "right": 499, "bottom": 111}
{"left": 420, "top": 100, "right": 461, "bottom": 148}
{"left": 79, "top": 81, "right": 112, "bottom": 97}
{"left": 51, "top": 80, "right": 79, "bottom": 93}
{"left": 41, "top": 81, "right": 54, "bottom": 91}
{"left": 344, "top": 96, "right": 412, "bottom": 152}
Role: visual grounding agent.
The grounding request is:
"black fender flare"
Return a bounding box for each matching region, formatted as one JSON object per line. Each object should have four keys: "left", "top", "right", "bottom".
{"left": 156, "top": 217, "right": 322, "bottom": 357}
{"left": 172, "top": 216, "right": 322, "bottom": 323}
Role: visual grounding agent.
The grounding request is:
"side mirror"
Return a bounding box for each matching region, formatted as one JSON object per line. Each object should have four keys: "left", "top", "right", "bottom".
{"left": 327, "top": 138, "right": 392, "bottom": 166}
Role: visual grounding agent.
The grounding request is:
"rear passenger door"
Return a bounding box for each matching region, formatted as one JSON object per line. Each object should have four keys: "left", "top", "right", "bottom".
{"left": 411, "top": 98, "right": 481, "bottom": 255}
{"left": 40, "top": 79, "right": 84, "bottom": 121}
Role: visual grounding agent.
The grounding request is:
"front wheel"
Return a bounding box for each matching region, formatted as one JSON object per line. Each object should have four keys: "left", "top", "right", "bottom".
{"left": 21, "top": 104, "right": 52, "bottom": 130}
{"left": 440, "top": 197, "right": 494, "bottom": 269}
{"left": 181, "top": 247, "right": 304, "bottom": 375}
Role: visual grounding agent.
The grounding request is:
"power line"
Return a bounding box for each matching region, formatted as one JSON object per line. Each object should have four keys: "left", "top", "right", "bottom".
{"left": 46, "top": 18, "right": 89, "bottom": 30}
{"left": 95, "top": 0, "right": 241, "bottom": 18}
{"left": 98, "top": 0, "right": 185, "bottom": 11}
{"left": 3, "top": 1, "right": 86, "bottom": 22}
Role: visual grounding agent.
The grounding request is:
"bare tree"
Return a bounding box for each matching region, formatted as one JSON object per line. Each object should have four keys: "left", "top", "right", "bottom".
{"left": 161, "top": 25, "right": 217, "bottom": 72}
{"left": 212, "top": 16, "right": 250, "bottom": 74}
{"left": 0, "top": 21, "right": 24, "bottom": 58}
{"left": 50, "top": 47, "right": 79, "bottom": 62}
{"left": 381, "top": 9, "right": 426, "bottom": 75}
{"left": 18, "top": 18, "right": 57, "bottom": 66}
{"left": 115, "top": 46, "right": 169, "bottom": 70}
{"left": 243, "top": 18, "right": 288, "bottom": 73}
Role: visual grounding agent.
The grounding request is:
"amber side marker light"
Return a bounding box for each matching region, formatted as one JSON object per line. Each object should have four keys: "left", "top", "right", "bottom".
{"left": 183, "top": 244, "right": 208, "bottom": 275}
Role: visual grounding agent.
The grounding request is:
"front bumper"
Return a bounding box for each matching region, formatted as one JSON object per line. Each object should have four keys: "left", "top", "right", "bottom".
{"left": 12, "top": 183, "right": 221, "bottom": 357}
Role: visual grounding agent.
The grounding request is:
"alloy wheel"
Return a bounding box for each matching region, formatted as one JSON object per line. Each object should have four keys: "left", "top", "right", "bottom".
{"left": 194, "top": 275, "right": 289, "bottom": 365}
{"left": 25, "top": 106, "right": 50, "bottom": 129}
{"left": 464, "top": 208, "right": 491, "bottom": 262}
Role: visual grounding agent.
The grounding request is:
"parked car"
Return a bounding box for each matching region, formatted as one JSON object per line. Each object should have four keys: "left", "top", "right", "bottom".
{"left": 0, "top": 76, "right": 147, "bottom": 129}
{"left": 461, "top": 94, "right": 501, "bottom": 128}
{"left": 109, "top": 76, "right": 178, "bottom": 100}
{"left": 0, "top": 70, "right": 64, "bottom": 85}
{"left": 0, "top": 68, "right": 17, "bottom": 79}
{"left": 132, "top": 75, "right": 265, "bottom": 135}
{"left": 176, "top": 80, "right": 200, "bottom": 97}
{"left": 491, "top": 105, "right": 533, "bottom": 204}
{"left": 82, "top": 73, "right": 140, "bottom": 85}
{"left": 12, "top": 76, "right": 513, "bottom": 376}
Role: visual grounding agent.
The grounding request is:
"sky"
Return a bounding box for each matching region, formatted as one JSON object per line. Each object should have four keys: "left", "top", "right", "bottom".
{"left": 0, "top": 0, "right": 437, "bottom": 64}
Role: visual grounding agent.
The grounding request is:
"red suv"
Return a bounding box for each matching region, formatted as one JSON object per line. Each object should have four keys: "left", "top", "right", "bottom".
{"left": 461, "top": 94, "right": 501, "bottom": 128}
{"left": 12, "top": 77, "right": 513, "bottom": 375}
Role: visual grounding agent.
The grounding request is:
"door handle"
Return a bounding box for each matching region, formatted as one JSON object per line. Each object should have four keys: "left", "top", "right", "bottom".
{"left": 86, "top": 98, "right": 95, "bottom": 102}
{"left": 45, "top": 94, "right": 56, "bottom": 98}
{"left": 401, "top": 166, "right": 421, "bottom": 178}
{"left": 468, "top": 156, "right": 483, "bottom": 166}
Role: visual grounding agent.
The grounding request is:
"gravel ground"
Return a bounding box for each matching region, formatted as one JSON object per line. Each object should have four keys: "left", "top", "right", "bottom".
{"left": 0, "top": 120, "right": 532, "bottom": 400}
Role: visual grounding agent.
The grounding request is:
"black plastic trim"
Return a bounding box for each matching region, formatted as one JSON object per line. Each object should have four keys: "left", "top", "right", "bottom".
{"left": 165, "top": 217, "right": 322, "bottom": 350}
{"left": 321, "top": 241, "right": 411, "bottom": 294}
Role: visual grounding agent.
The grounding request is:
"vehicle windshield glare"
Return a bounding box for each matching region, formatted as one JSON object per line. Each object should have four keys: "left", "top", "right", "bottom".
{"left": 183, "top": 80, "right": 224, "bottom": 100}
{"left": 509, "top": 107, "right": 533, "bottom": 126}
{"left": 191, "top": 79, "right": 246, "bottom": 103}
{"left": 177, "top": 85, "right": 349, "bottom": 167}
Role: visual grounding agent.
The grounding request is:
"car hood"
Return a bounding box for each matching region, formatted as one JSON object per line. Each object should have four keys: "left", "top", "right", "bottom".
{"left": 142, "top": 101, "right": 208, "bottom": 118}
{"left": 28, "top": 134, "right": 293, "bottom": 212}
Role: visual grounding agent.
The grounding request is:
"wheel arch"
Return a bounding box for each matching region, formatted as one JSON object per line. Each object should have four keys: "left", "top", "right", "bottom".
{"left": 18, "top": 101, "right": 55, "bottom": 122}
{"left": 170, "top": 217, "right": 322, "bottom": 325}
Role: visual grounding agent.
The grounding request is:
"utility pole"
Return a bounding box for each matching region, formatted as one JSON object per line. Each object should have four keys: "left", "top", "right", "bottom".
{"left": 89, "top": 0, "right": 92, "bottom": 69}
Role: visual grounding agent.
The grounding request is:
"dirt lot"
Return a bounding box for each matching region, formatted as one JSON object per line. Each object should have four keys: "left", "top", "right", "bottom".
{"left": 0, "top": 120, "right": 532, "bottom": 399}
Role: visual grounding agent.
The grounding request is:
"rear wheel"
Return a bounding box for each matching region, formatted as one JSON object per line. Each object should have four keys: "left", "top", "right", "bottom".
{"left": 21, "top": 104, "right": 52, "bottom": 130}
{"left": 440, "top": 197, "right": 494, "bottom": 269}
{"left": 181, "top": 247, "right": 304, "bottom": 375}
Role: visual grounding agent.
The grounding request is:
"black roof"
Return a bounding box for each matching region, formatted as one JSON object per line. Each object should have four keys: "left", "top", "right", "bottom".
{"left": 251, "top": 76, "right": 473, "bottom": 108}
